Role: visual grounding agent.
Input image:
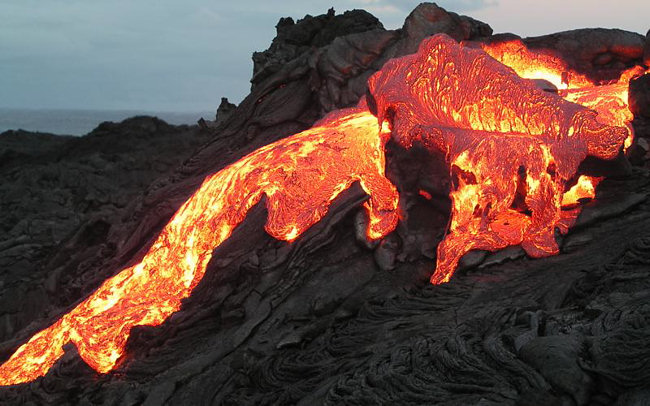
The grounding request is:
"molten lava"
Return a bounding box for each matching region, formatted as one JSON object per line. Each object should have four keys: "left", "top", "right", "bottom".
{"left": 0, "top": 108, "right": 399, "bottom": 385}
{"left": 0, "top": 32, "right": 643, "bottom": 385}
{"left": 480, "top": 38, "right": 644, "bottom": 150}
{"left": 478, "top": 38, "right": 593, "bottom": 90}
{"left": 367, "top": 34, "right": 633, "bottom": 284}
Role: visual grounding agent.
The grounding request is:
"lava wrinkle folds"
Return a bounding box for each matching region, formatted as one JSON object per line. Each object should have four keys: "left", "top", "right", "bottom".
{"left": 368, "top": 34, "right": 634, "bottom": 284}
{"left": 0, "top": 33, "right": 640, "bottom": 385}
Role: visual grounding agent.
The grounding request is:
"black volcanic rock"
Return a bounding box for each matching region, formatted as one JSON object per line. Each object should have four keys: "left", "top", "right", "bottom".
{"left": 0, "top": 117, "right": 211, "bottom": 342}
{"left": 630, "top": 73, "right": 650, "bottom": 118}
{"left": 251, "top": 8, "right": 384, "bottom": 87}
{"left": 644, "top": 29, "right": 650, "bottom": 66}
{"left": 89, "top": 115, "right": 176, "bottom": 135}
{"left": 2, "top": 4, "right": 650, "bottom": 406}
{"left": 398, "top": 2, "right": 492, "bottom": 54}
{"left": 0, "top": 130, "right": 73, "bottom": 169}
{"left": 215, "top": 97, "right": 237, "bottom": 126}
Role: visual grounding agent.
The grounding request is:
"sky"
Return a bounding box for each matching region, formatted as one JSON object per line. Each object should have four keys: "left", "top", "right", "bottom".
{"left": 1, "top": 0, "right": 649, "bottom": 113}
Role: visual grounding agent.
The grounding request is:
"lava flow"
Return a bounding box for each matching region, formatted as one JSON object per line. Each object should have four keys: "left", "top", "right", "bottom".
{"left": 0, "top": 32, "right": 643, "bottom": 385}
{"left": 0, "top": 108, "right": 399, "bottom": 385}
{"left": 367, "top": 34, "right": 634, "bottom": 284}
{"left": 479, "top": 37, "right": 643, "bottom": 150}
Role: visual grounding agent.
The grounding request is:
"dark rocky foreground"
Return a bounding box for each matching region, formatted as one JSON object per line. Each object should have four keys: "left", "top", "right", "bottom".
{"left": 2, "top": 4, "right": 650, "bottom": 405}
{"left": 0, "top": 117, "right": 213, "bottom": 344}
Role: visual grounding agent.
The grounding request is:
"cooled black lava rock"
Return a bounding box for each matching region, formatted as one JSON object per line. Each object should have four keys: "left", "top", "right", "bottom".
{"left": 215, "top": 97, "right": 237, "bottom": 126}
{"left": 251, "top": 8, "right": 384, "bottom": 87}
{"left": 644, "top": 29, "right": 650, "bottom": 66}
{"left": 630, "top": 73, "right": 650, "bottom": 118}
{"left": 0, "top": 117, "right": 211, "bottom": 343}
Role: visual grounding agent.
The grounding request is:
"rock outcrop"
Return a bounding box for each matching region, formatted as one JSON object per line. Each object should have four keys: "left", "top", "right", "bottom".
{"left": 630, "top": 73, "right": 650, "bottom": 118}
{"left": 215, "top": 97, "right": 237, "bottom": 126}
{"left": 251, "top": 8, "right": 384, "bottom": 88}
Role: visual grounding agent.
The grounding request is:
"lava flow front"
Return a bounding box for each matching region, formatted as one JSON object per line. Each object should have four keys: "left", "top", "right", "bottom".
{"left": 368, "top": 34, "right": 635, "bottom": 284}
{"left": 0, "top": 32, "right": 642, "bottom": 385}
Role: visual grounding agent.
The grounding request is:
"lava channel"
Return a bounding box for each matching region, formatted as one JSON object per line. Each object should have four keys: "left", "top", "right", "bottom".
{"left": 0, "top": 108, "right": 399, "bottom": 386}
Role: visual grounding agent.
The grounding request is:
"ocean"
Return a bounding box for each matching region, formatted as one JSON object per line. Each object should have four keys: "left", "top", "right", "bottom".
{"left": 0, "top": 108, "right": 215, "bottom": 136}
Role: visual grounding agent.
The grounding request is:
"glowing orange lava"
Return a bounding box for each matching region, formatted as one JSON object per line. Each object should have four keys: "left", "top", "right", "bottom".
{"left": 478, "top": 38, "right": 593, "bottom": 90}
{"left": 0, "top": 108, "right": 399, "bottom": 385}
{"left": 561, "top": 175, "right": 601, "bottom": 207}
{"left": 368, "top": 34, "right": 634, "bottom": 284}
{"left": 0, "top": 32, "right": 643, "bottom": 385}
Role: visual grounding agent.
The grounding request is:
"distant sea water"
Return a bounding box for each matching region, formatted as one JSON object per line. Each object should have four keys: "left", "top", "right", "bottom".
{"left": 0, "top": 108, "right": 215, "bottom": 136}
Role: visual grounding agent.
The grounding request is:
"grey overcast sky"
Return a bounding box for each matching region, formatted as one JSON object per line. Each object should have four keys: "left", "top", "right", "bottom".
{"left": 1, "top": 0, "right": 648, "bottom": 113}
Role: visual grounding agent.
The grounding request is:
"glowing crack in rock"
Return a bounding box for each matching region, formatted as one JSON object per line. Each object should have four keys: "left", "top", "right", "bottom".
{"left": 0, "top": 33, "right": 643, "bottom": 385}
